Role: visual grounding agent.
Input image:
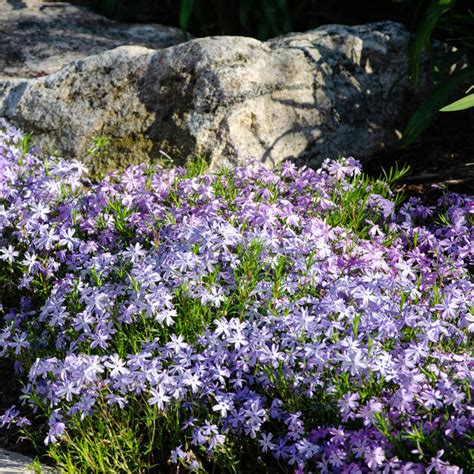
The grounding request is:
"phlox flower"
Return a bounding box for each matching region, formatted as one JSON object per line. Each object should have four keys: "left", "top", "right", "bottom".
{"left": 0, "top": 244, "right": 19, "bottom": 264}
{"left": 0, "top": 122, "right": 472, "bottom": 472}
{"left": 148, "top": 387, "right": 170, "bottom": 410}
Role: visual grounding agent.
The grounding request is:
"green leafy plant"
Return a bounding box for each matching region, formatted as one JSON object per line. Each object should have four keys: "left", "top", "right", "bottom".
{"left": 179, "top": 0, "right": 195, "bottom": 35}
{"left": 440, "top": 84, "right": 474, "bottom": 110}
{"left": 408, "top": 0, "right": 456, "bottom": 86}
{"left": 401, "top": 65, "right": 474, "bottom": 146}
{"left": 178, "top": 0, "right": 293, "bottom": 39}
{"left": 400, "top": 0, "right": 474, "bottom": 147}
{"left": 87, "top": 1, "right": 420, "bottom": 41}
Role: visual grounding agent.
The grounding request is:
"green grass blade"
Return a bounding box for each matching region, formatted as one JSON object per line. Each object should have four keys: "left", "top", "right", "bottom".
{"left": 179, "top": 0, "right": 196, "bottom": 33}
{"left": 399, "top": 65, "right": 474, "bottom": 147}
{"left": 409, "top": 0, "right": 456, "bottom": 85}
{"left": 440, "top": 92, "right": 474, "bottom": 111}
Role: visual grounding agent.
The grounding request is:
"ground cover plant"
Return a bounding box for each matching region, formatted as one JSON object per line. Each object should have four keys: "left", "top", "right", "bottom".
{"left": 0, "top": 119, "right": 473, "bottom": 473}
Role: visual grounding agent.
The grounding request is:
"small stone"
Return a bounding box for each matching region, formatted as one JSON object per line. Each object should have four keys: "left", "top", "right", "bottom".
{"left": 0, "top": 448, "right": 55, "bottom": 473}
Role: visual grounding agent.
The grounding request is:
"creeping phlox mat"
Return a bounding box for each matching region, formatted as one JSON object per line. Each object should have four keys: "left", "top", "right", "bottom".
{"left": 0, "top": 119, "right": 473, "bottom": 473}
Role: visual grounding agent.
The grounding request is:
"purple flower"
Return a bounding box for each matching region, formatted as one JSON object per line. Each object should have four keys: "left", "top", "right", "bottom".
{"left": 0, "top": 122, "right": 472, "bottom": 472}
{"left": 364, "top": 446, "right": 385, "bottom": 470}
{"left": 148, "top": 387, "right": 170, "bottom": 411}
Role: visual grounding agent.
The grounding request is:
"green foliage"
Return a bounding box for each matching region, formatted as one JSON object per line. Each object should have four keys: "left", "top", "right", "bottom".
{"left": 440, "top": 84, "right": 474, "bottom": 111}
{"left": 46, "top": 398, "right": 168, "bottom": 473}
{"left": 327, "top": 163, "right": 410, "bottom": 239}
{"left": 401, "top": 0, "right": 474, "bottom": 147}
{"left": 26, "top": 458, "right": 44, "bottom": 474}
{"left": 400, "top": 66, "right": 474, "bottom": 147}
{"left": 408, "top": 0, "right": 456, "bottom": 86}
{"left": 178, "top": 0, "right": 293, "bottom": 40}
{"left": 88, "top": 0, "right": 419, "bottom": 41}
{"left": 179, "top": 0, "right": 195, "bottom": 35}
{"left": 86, "top": 135, "right": 110, "bottom": 159}
{"left": 183, "top": 155, "right": 209, "bottom": 178}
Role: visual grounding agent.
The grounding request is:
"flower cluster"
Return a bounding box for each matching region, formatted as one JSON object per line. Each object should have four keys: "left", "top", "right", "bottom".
{"left": 0, "top": 119, "right": 472, "bottom": 473}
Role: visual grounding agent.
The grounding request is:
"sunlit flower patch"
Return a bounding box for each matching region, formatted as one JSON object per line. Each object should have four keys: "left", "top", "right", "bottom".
{"left": 0, "top": 119, "right": 473, "bottom": 473}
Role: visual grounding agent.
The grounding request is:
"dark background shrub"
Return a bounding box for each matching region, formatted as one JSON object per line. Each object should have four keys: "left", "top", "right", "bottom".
{"left": 84, "top": 0, "right": 421, "bottom": 39}
{"left": 82, "top": 0, "right": 470, "bottom": 43}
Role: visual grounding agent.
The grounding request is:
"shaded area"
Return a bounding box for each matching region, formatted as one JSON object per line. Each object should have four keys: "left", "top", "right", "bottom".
{"left": 0, "top": 359, "right": 32, "bottom": 455}
{"left": 0, "top": 0, "right": 185, "bottom": 80}
{"left": 72, "top": 0, "right": 473, "bottom": 44}
{"left": 366, "top": 107, "right": 474, "bottom": 200}
{"left": 6, "top": 0, "right": 26, "bottom": 10}
{"left": 262, "top": 29, "right": 415, "bottom": 168}
{"left": 0, "top": 360, "right": 54, "bottom": 470}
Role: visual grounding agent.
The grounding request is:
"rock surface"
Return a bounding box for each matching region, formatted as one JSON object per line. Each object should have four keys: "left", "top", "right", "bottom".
{"left": 0, "top": 0, "right": 185, "bottom": 79}
{"left": 0, "top": 9, "right": 429, "bottom": 174}
{"left": 0, "top": 448, "right": 54, "bottom": 473}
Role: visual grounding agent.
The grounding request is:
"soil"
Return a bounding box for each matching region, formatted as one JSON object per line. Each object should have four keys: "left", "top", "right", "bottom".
{"left": 366, "top": 107, "right": 474, "bottom": 201}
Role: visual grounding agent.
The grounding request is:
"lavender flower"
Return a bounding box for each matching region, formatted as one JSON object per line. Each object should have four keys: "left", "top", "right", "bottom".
{"left": 0, "top": 119, "right": 472, "bottom": 472}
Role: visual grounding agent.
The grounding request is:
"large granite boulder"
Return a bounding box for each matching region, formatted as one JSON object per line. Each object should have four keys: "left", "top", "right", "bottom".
{"left": 0, "top": 11, "right": 428, "bottom": 174}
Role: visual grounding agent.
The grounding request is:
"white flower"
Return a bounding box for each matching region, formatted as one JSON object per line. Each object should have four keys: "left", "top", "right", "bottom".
{"left": 148, "top": 387, "right": 170, "bottom": 410}
{"left": 0, "top": 245, "right": 19, "bottom": 264}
